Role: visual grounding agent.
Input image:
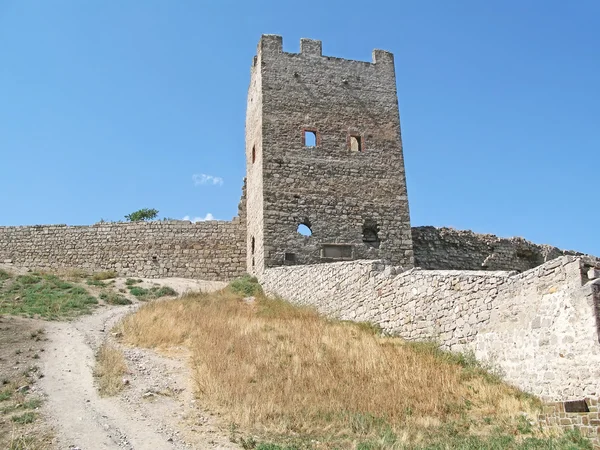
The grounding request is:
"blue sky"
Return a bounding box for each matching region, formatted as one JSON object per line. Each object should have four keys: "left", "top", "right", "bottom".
{"left": 0, "top": 1, "right": 598, "bottom": 256}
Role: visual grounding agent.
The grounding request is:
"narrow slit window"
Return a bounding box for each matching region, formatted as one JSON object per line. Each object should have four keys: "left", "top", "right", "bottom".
{"left": 251, "top": 236, "right": 255, "bottom": 255}
{"left": 252, "top": 145, "right": 256, "bottom": 163}
{"left": 350, "top": 135, "right": 362, "bottom": 152}
{"left": 304, "top": 130, "right": 317, "bottom": 147}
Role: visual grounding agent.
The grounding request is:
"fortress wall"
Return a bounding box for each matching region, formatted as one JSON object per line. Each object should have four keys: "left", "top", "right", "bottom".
{"left": 474, "top": 258, "right": 600, "bottom": 400}
{"left": 412, "top": 226, "right": 580, "bottom": 272}
{"left": 262, "top": 256, "right": 600, "bottom": 400}
{"left": 0, "top": 220, "right": 246, "bottom": 281}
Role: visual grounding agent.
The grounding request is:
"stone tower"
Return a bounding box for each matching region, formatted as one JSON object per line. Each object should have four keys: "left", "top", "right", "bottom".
{"left": 246, "top": 35, "right": 413, "bottom": 275}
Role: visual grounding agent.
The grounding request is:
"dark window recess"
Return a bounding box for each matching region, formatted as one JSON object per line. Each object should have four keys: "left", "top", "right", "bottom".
{"left": 252, "top": 146, "right": 256, "bottom": 164}
{"left": 564, "top": 400, "right": 589, "bottom": 413}
{"left": 251, "top": 236, "right": 255, "bottom": 255}
{"left": 252, "top": 257, "right": 255, "bottom": 269}
{"left": 297, "top": 219, "right": 312, "bottom": 236}
{"left": 363, "top": 220, "right": 380, "bottom": 248}
{"left": 303, "top": 130, "right": 317, "bottom": 147}
{"left": 321, "top": 244, "right": 353, "bottom": 259}
{"left": 284, "top": 252, "right": 297, "bottom": 263}
{"left": 350, "top": 135, "right": 362, "bottom": 152}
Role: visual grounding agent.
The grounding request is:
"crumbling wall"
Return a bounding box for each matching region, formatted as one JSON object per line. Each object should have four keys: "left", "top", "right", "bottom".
{"left": 412, "top": 226, "right": 580, "bottom": 272}
{"left": 0, "top": 219, "right": 246, "bottom": 281}
{"left": 262, "top": 256, "right": 600, "bottom": 401}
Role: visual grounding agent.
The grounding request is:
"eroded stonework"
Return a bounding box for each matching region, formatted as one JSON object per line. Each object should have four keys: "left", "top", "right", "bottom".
{"left": 246, "top": 35, "right": 413, "bottom": 274}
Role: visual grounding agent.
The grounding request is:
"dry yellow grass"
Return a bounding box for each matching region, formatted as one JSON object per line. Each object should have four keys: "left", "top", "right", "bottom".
{"left": 118, "top": 288, "right": 544, "bottom": 447}
{"left": 94, "top": 343, "right": 128, "bottom": 396}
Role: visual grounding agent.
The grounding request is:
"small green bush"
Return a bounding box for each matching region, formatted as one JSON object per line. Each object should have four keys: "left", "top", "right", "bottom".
{"left": 128, "top": 286, "right": 150, "bottom": 298}
{"left": 152, "top": 286, "right": 177, "bottom": 298}
{"left": 125, "top": 278, "right": 142, "bottom": 286}
{"left": 99, "top": 292, "right": 132, "bottom": 305}
{"left": 229, "top": 274, "right": 262, "bottom": 297}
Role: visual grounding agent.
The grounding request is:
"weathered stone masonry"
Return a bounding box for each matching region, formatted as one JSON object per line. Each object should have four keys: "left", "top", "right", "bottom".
{"left": 412, "top": 226, "right": 581, "bottom": 272}
{"left": 246, "top": 35, "right": 413, "bottom": 274}
{"left": 0, "top": 219, "right": 246, "bottom": 281}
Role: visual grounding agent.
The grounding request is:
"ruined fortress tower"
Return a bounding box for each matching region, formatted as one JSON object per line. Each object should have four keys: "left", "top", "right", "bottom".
{"left": 245, "top": 35, "right": 414, "bottom": 274}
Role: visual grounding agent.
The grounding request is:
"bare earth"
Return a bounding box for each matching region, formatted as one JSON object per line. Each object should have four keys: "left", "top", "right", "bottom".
{"left": 1, "top": 271, "right": 239, "bottom": 450}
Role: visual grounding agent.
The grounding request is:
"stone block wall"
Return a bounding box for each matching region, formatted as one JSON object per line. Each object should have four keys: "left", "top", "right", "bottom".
{"left": 539, "top": 399, "right": 600, "bottom": 447}
{"left": 261, "top": 256, "right": 600, "bottom": 401}
{"left": 0, "top": 219, "right": 246, "bottom": 281}
{"left": 246, "top": 35, "right": 413, "bottom": 273}
{"left": 412, "top": 226, "right": 581, "bottom": 272}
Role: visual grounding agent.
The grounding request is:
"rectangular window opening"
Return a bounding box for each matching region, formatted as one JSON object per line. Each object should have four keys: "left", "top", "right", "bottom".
{"left": 304, "top": 130, "right": 317, "bottom": 147}
{"left": 350, "top": 135, "right": 362, "bottom": 152}
{"left": 284, "top": 252, "right": 297, "bottom": 264}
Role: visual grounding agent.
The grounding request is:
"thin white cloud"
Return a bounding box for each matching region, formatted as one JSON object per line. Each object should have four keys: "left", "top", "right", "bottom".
{"left": 183, "top": 213, "right": 216, "bottom": 222}
{"left": 192, "top": 173, "right": 223, "bottom": 186}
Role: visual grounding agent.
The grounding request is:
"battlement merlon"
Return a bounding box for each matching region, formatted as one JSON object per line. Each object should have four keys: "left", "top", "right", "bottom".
{"left": 255, "top": 34, "right": 395, "bottom": 67}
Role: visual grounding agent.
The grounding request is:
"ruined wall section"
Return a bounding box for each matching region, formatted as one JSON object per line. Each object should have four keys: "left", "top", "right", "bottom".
{"left": 255, "top": 35, "right": 413, "bottom": 270}
{"left": 262, "top": 256, "right": 600, "bottom": 400}
{"left": 412, "top": 226, "right": 581, "bottom": 272}
{"left": 0, "top": 220, "right": 246, "bottom": 281}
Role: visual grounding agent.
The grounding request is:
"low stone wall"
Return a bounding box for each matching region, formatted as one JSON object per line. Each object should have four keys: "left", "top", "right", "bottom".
{"left": 0, "top": 220, "right": 246, "bottom": 281}
{"left": 412, "top": 226, "right": 580, "bottom": 272}
{"left": 262, "top": 256, "right": 600, "bottom": 401}
{"left": 262, "top": 259, "right": 511, "bottom": 346}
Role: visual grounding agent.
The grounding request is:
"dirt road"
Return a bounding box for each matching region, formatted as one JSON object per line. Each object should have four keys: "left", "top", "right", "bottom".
{"left": 38, "top": 278, "right": 239, "bottom": 450}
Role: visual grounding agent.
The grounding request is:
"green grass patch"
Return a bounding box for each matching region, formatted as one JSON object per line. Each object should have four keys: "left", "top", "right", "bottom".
{"left": 127, "top": 285, "right": 177, "bottom": 300}
{"left": 128, "top": 286, "right": 150, "bottom": 298}
{"left": 21, "top": 399, "right": 42, "bottom": 410}
{"left": 11, "top": 412, "right": 36, "bottom": 424}
{"left": 229, "top": 274, "right": 262, "bottom": 297}
{"left": 86, "top": 279, "right": 107, "bottom": 287}
{"left": 0, "top": 273, "right": 98, "bottom": 319}
{"left": 99, "top": 292, "right": 132, "bottom": 305}
{"left": 125, "top": 278, "right": 143, "bottom": 286}
{"left": 253, "top": 428, "right": 593, "bottom": 450}
{"left": 0, "top": 390, "right": 11, "bottom": 401}
{"left": 153, "top": 286, "right": 177, "bottom": 297}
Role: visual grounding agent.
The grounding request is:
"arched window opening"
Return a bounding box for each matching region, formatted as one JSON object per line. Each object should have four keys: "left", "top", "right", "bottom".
{"left": 297, "top": 219, "right": 312, "bottom": 236}
{"left": 303, "top": 129, "right": 318, "bottom": 147}
{"left": 350, "top": 135, "right": 362, "bottom": 152}
{"left": 362, "top": 220, "right": 380, "bottom": 248}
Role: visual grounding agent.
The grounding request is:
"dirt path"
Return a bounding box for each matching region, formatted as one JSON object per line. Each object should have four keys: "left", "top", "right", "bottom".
{"left": 38, "top": 279, "right": 238, "bottom": 450}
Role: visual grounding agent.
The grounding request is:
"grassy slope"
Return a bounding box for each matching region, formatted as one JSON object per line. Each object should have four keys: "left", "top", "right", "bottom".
{"left": 118, "top": 278, "right": 592, "bottom": 450}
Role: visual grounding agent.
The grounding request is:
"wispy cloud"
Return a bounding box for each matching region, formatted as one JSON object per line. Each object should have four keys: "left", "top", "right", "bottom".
{"left": 192, "top": 173, "right": 223, "bottom": 186}
{"left": 183, "top": 213, "right": 216, "bottom": 222}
